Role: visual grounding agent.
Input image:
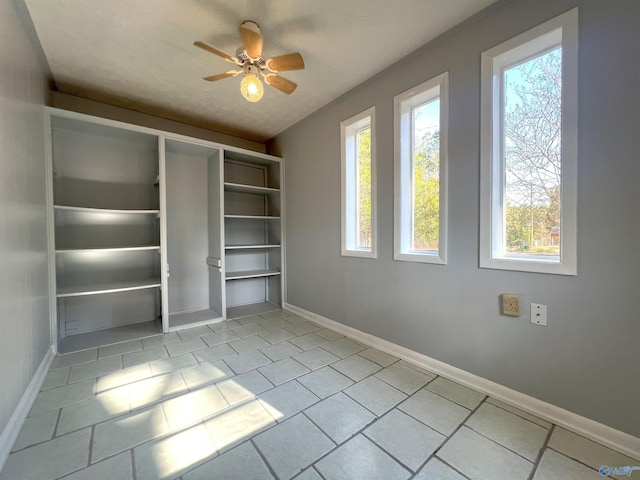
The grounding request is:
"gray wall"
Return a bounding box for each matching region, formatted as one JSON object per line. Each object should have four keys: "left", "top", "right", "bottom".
{"left": 271, "top": 0, "right": 640, "bottom": 436}
{"left": 0, "top": 1, "right": 51, "bottom": 434}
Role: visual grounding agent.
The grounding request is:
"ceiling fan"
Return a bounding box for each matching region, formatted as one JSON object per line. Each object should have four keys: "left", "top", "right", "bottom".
{"left": 195, "top": 21, "right": 305, "bottom": 102}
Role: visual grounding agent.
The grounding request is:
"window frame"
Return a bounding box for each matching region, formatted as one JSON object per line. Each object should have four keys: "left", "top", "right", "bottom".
{"left": 394, "top": 72, "right": 449, "bottom": 264}
{"left": 480, "top": 8, "right": 578, "bottom": 275}
{"left": 341, "top": 106, "right": 377, "bottom": 258}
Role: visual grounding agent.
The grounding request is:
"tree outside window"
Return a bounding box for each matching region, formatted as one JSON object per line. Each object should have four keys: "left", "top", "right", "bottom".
{"left": 503, "top": 48, "right": 562, "bottom": 257}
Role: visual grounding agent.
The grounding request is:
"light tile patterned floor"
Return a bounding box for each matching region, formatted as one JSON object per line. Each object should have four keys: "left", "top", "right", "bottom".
{"left": 1, "top": 309, "right": 637, "bottom": 480}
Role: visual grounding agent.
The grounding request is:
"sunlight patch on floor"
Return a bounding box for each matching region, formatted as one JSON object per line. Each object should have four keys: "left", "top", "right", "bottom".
{"left": 205, "top": 399, "right": 276, "bottom": 451}
{"left": 147, "top": 425, "right": 216, "bottom": 479}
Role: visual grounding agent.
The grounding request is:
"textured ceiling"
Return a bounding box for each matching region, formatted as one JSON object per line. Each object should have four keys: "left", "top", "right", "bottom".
{"left": 25, "top": 0, "right": 497, "bottom": 142}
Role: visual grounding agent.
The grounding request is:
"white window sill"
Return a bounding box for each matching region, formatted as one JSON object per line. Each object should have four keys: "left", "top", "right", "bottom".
{"left": 342, "top": 248, "right": 376, "bottom": 259}
{"left": 480, "top": 256, "right": 576, "bottom": 275}
{"left": 394, "top": 251, "right": 445, "bottom": 265}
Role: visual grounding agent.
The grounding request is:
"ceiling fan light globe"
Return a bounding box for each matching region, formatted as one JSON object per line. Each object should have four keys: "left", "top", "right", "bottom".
{"left": 241, "top": 73, "right": 264, "bottom": 102}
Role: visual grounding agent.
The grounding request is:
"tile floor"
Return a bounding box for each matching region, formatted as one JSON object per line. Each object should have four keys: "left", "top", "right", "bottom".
{"left": 2, "top": 309, "right": 637, "bottom": 480}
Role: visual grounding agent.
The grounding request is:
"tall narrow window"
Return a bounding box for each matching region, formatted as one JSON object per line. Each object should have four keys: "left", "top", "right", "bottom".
{"left": 341, "top": 107, "right": 376, "bottom": 258}
{"left": 480, "top": 9, "right": 577, "bottom": 275}
{"left": 394, "top": 73, "right": 448, "bottom": 264}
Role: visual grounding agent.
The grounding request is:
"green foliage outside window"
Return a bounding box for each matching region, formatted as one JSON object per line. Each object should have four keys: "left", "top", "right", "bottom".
{"left": 413, "top": 130, "right": 440, "bottom": 250}
{"left": 357, "top": 128, "right": 371, "bottom": 249}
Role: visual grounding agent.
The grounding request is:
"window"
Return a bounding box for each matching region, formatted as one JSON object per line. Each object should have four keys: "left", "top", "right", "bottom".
{"left": 394, "top": 73, "right": 448, "bottom": 264}
{"left": 480, "top": 9, "right": 578, "bottom": 275}
{"left": 341, "top": 107, "right": 376, "bottom": 258}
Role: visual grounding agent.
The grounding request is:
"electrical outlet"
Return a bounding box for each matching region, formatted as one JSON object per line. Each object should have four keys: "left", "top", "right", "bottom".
{"left": 531, "top": 303, "right": 547, "bottom": 326}
{"left": 501, "top": 293, "right": 520, "bottom": 316}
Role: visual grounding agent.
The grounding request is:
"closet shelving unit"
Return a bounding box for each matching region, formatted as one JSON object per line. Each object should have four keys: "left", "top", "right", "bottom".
{"left": 49, "top": 114, "right": 162, "bottom": 352}
{"left": 223, "top": 151, "right": 283, "bottom": 319}
{"left": 46, "top": 108, "right": 284, "bottom": 352}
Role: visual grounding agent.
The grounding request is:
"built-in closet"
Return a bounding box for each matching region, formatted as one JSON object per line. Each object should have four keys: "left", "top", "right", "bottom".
{"left": 46, "top": 108, "right": 284, "bottom": 353}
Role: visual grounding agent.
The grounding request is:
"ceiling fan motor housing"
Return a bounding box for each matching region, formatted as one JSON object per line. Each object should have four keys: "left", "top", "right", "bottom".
{"left": 244, "top": 64, "right": 260, "bottom": 76}
{"left": 240, "top": 21, "right": 261, "bottom": 34}
{"left": 235, "top": 48, "right": 267, "bottom": 68}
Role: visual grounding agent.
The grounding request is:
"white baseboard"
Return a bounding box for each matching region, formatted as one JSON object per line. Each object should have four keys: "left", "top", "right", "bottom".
{"left": 284, "top": 302, "right": 640, "bottom": 460}
{"left": 0, "top": 345, "right": 56, "bottom": 471}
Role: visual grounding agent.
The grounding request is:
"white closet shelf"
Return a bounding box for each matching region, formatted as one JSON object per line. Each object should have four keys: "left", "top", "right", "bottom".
{"left": 226, "top": 269, "right": 281, "bottom": 280}
{"left": 57, "top": 278, "right": 161, "bottom": 298}
{"left": 226, "top": 301, "right": 280, "bottom": 319}
{"left": 224, "top": 244, "right": 281, "bottom": 250}
{"left": 57, "top": 321, "right": 161, "bottom": 354}
{"left": 168, "top": 309, "right": 222, "bottom": 331}
{"left": 56, "top": 246, "right": 161, "bottom": 253}
{"left": 54, "top": 205, "right": 160, "bottom": 214}
{"left": 224, "top": 215, "right": 280, "bottom": 220}
{"left": 223, "top": 182, "right": 279, "bottom": 195}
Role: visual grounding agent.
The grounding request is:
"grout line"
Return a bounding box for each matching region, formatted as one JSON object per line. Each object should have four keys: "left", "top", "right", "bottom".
{"left": 159, "top": 397, "right": 171, "bottom": 431}
{"left": 360, "top": 427, "right": 420, "bottom": 474}
{"left": 373, "top": 368, "right": 437, "bottom": 394}
{"left": 227, "top": 340, "right": 244, "bottom": 356}
{"left": 417, "top": 378, "right": 488, "bottom": 410}
{"left": 486, "top": 399, "right": 553, "bottom": 430}
{"left": 299, "top": 409, "right": 338, "bottom": 445}
{"left": 218, "top": 357, "right": 235, "bottom": 375}
{"left": 296, "top": 465, "right": 326, "bottom": 480}
{"left": 308, "top": 389, "right": 390, "bottom": 445}
{"left": 87, "top": 425, "right": 95, "bottom": 466}
{"left": 410, "top": 394, "right": 487, "bottom": 476}
{"left": 250, "top": 438, "right": 281, "bottom": 479}
{"left": 356, "top": 352, "right": 402, "bottom": 369}
{"left": 462, "top": 423, "right": 538, "bottom": 464}
{"left": 545, "top": 445, "right": 618, "bottom": 479}
{"left": 549, "top": 424, "right": 640, "bottom": 460}
{"left": 130, "top": 448, "right": 137, "bottom": 480}
{"left": 324, "top": 363, "right": 358, "bottom": 384}
{"left": 52, "top": 407, "right": 63, "bottom": 439}
{"left": 421, "top": 457, "right": 473, "bottom": 480}
{"left": 341, "top": 380, "right": 406, "bottom": 418}
{"left": 63, "top": 366, "right": 71, "bottom": 386}
{"left": 177, "top": 369, "right": 191, "bottom": 391}
{"left": 11, "top": 427, "right": 98, "bottom": 464}
{"left": 9, "top": 409, "right": 65, "bottom": 454}
{"left": 528, "top": 424, "right": 555, "bottom": 480}
{"left": 311, "top": 465, "right": 328, "bottom": 480}
{"left": 270, "top": 377, "right": 320, "bottom": 406}
{"left": 292, "top": 419, "right": 354, "bottom": 473}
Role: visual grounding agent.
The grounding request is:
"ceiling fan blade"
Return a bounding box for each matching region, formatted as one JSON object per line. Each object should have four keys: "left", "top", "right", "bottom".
{"left": 203, "top": 70, "right": 242, "bottom": 82}
{"left": 265, "top": 74, "right": 297, "bottom": 95}
{"left": 266, "top": 53, "right": 305, "bottom": 72}
{"left": 240, "top": 21, "right": 263, "bottom": 59}
{"left": 194, "top": 41, "right": 237, "bottom": 63}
